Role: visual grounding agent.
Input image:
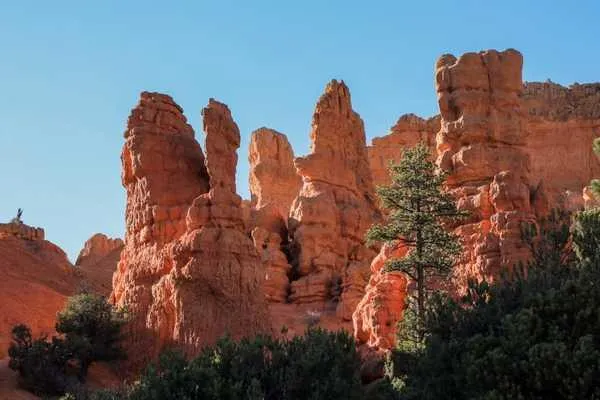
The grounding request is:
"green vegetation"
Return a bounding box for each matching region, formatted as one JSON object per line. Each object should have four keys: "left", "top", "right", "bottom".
{"left": 366, "top": 143, "right": 464, "bottom": 345}
{"left": 8, "top": 293, "right": 127, "bottom": 397}
{"left": 394, "top": 210, "right": 600, "bottom": 399}
{"left": 93, "top": 328, "right": 394, "bottom": 400}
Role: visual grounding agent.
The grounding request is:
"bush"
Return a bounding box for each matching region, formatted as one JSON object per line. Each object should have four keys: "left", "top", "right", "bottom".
{"left": 57, "top": 293, "right": 128, "bottom": 378}
{"left": 97, "top": 328, "right": 395, "bottom": 400}
{"left": 8, "top": 324, "right": 75, "bottom": 396}
{"left": 396, "top": 211, "right": 600, "bottom": 399}
{"left": 8, "top": 293, "right": 127, "bottom": 397}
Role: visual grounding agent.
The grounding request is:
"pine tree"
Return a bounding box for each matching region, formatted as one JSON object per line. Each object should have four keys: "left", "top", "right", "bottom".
{"left": 366, "top": 143, "right": 464, "bottom": 342}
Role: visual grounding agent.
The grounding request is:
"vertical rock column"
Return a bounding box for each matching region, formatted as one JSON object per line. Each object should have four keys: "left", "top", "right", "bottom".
{"left": 435, "top": 49, "right": 538, "bottom": 288}
{"left": 289, "top": 80, "right": 380, "bottom": 320}
{"left": 112, "top": 93, "right": 270, "bottom": 368}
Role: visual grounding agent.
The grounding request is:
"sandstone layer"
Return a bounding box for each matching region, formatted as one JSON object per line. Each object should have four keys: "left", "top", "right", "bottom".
{"left": 111, "top": 93, "right": 270, "bottom": 368}
{"left": 288, "top": 80, "right": 380, "bottom": 321}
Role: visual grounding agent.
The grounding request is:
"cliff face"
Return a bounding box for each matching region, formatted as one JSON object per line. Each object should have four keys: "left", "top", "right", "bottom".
{"left": 523, "top": 82, "right": 600, "bottom": 208}
{"left": 111, "top": 93, "right": 270, "bottom": 368}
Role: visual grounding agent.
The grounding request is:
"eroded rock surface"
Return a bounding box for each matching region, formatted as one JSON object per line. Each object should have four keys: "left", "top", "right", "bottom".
{"left": 76, "top": 233, "right": 124, "bottom": 296}
{"left": 368, "top": 114, "right": 439, "bottom": 187}
{"left": 288, "top": 80, "right": 380, "bottom": 321}
{"left": 435, "top": 49, "right": 539, "bottom": 289}
{"left": 111, "top": 93, "right": 270, "bottom": 369}
{"left": 523, "top": 82, "right": 600, "bottom": 207}
{"left": 0, "top": 225, "right": 76, "bottom": 359}
{"left": 249, "top": 127, "right": 301, "bottom": 237}
{"left": 353, "top": 243, "right": 407, "bottom": 349}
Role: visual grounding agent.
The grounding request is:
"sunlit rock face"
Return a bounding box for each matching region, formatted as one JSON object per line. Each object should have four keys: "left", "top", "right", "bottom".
{"left": 368, "top": 113, "right": 439, "bottom": 188}
{"left": 434, "top": 49, "right": 541, "bottom": 290}
{"left": 111, "top": 93, "right": 271, "bottom": 369}
{"left": 287, "top": 80, "right": 380, "bottom": 322}
{"left": 523, "top": 81, "right": 600, "bottom": 209}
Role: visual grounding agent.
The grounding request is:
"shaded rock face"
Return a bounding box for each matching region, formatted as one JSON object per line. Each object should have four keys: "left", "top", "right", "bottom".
{"left": 76, "top": 233, "right": 124, "bottom": 296}
{"left": 111, "top": 93, "right": 270, "bottom": 369}
{"left": 435, "top": 49, "right": 538, "bottom": 289}
{"left": 288, "top": 80, "right": 380, "bottom": 321}
{"left": 248, "top": 127, "right": 301, "bottom": 237}
{"left": 523, "top": 82, "right": 600, "bottom": 208}
{"left": 353, "top": 243, "right": 408, "bottom": 350}
{"left": 368, "top": 114, "right": 439, "bottom": 188}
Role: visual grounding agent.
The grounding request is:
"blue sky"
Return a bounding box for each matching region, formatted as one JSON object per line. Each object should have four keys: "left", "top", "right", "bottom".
{"left": 1, "top": 0, "right": 598, "bottom": 261}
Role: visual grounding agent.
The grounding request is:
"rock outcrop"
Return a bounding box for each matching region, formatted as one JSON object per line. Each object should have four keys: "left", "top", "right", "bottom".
{"left": 249, "top": 127, "right": 301, "bottom": 237}
{"left": 288, "top": 80, "right": 380, "bottom": 321}
{"left": 76, "top": 233, "right": 124, "bottom": 296}
{"left": 0, "top": 222, "right": 44, "bottom": 241}
{"left": 368, "top": 114, "right": 439, "bottom": 187}
{"left": 523, "top": 82, "right": 600, "bottom": 208}
{"left": 435, "top": 49, "right": 539, "bottom": 288}
{"left": 111, "top": 93, "right": 270, "bottom": 368}
{"left": 0, "top": 224, "right": 76, "bottom": 358}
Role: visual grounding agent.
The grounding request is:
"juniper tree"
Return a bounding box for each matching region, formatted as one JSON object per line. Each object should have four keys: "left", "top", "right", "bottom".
{"left": 366, "top": 143, "right": 464, "bottom": 343}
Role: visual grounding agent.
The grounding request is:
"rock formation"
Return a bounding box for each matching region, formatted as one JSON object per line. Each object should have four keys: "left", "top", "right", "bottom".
{"left": 288, "top": 80, "right": 380, "bottom": 321}
{"left": 368, "top": 114, "right": 439, "bottom": 187}
{"left": 248, "top": 127, "right": 301, "bottom": 237}
{"left": 111, "top": 93, "right": 270, "bottom": 368}
{"left": 0, "top": 222, "right": 76, "bottom": 358}
{"left": 76, "top": 233, "right": 124, "bottom": 296}
{"left": 353, "top": 243, "right": 408, "bottom": 349}
{"left": 435, "top": 49, "right": 539, "bottom": 289}
{"left": 0, "top": 222, "right": 44, "bottom": 241}
{"left": 523, "top": 82, "right": 600, "bottom": 208}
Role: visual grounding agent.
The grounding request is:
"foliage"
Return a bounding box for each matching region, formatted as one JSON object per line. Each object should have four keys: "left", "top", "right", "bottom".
{"left": 56, "top": 293, "right": 128, "bottom": 377}
{"left": 591, "top": 138, "right": 600, "bottom": 198}
{"left": 396, "top": 211, "right": 600, "bottom": 399}
{"left": 95, "top": 328, "right": 395, "bottom": 400}
{"left": 8, "top": 324, "right": 75, "bottom": 396}
{"left": 572, "top": 208, "right": 600, "bottom": 265}
{"left": 8, "top": 293, "right": 127, "bottom": 397}
{"left": 366, "top": 143, "right": 465, "bottom": 341}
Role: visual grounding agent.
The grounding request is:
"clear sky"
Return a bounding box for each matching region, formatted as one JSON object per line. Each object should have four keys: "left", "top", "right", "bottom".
{"left": 1, "top": 0, "right": 598, "bottom": 261}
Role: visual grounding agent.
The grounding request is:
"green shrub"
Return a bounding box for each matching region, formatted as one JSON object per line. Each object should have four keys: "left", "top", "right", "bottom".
{"left": 397, "top": 211, "right": 600, "bottom": 399}
{"left": 8, "top": 293, "right": 127, "bottom": 397}
{"left": 98, "top": 328, "right": 395, "bottom": 400}
{"left": 8, "top": 324, "right": 75, "bottom": 396}
{"left": 56, "top": 293, "right": 128, "bottom": 378}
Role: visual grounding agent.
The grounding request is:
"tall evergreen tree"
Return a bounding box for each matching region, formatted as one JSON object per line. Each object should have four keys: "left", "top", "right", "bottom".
{"left": 591, "top": 137, "right": 600, "bottom": 197}
{"left": 366, "top": 143, "right": 464, "bottom": 342}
